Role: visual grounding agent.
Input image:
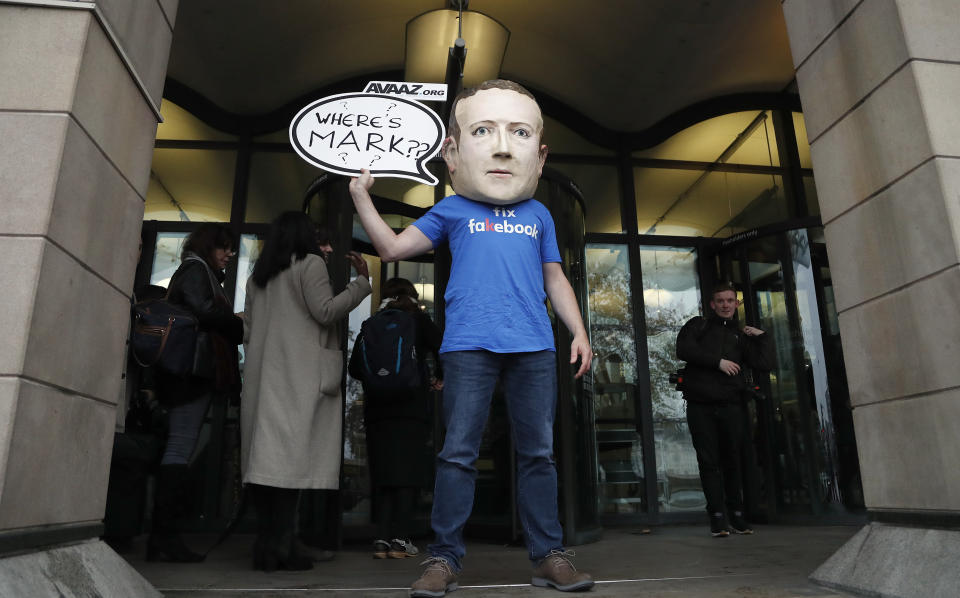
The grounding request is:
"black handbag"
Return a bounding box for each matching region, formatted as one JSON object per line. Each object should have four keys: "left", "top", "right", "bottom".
{"left": 131, "top": 298, "right": 199, "bottom": 377}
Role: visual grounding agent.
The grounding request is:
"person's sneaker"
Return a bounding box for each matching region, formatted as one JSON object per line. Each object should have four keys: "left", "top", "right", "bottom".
{"left": 531, "top": 550, "right": 594, "bottom": 592}
{"left": 710, "top": 513, "right": 730, "bottom": 537}
{"left": 729, "top": 511, "right": 754, "bottom": 535}
{"left": 389, "top": 538, "right": 420, "bottom": 558}
{"left": 373, "top": 539, "right": 390, "bottom": 559}
{"left": 409, "top": 556, "right": 458, "bottom": 597}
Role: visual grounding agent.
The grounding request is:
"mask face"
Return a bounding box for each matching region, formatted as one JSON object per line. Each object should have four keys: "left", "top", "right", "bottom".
{"left": 443, "top": 88, "right": 548, "bottom": 205}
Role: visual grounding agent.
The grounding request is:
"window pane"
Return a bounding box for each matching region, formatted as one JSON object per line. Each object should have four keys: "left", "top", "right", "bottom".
{"left": 148, "top": 232, "right": 188, "bottom": 288}
{"left": 586, "top": 244, "right": 644, "bottom": 513}
{"left": 639, "top": 246, "right": 705, "bottom": 513}
{"left": 548, "top": 163, "right": 621, "bottom": 233}
{"left": 246, "top": 152, "right": 321, "bottom": 223}
{"left": 635, "top": 167, "right": 786, "bottom": 237}
{"left": 145, "top": 148, "right": 236, "bottom": 222}
{"left": 634, "top": 111, "right": 780, "bottom": 167}
{"left": 233, "top": 234, "right": 264, "bottom": 369}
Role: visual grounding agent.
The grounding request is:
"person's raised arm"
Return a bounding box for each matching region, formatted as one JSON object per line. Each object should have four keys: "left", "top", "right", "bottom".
{"left": 543, "top": 262, "right": 592, "bottom": 379}
{"left": 349, "top": 170, "right": 434, "bottom": 262}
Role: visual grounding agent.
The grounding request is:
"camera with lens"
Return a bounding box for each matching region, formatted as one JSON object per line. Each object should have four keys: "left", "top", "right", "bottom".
{"left": 668, "top": 368, "right": 687, "bottom": 391}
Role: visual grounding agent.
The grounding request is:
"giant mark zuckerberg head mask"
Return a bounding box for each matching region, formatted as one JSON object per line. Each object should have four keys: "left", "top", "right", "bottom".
{"left": 442, "top": 80, "right": 548, "bottom": 206}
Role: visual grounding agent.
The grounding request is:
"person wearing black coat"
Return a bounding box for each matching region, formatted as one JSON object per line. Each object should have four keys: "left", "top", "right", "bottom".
{"left": 349, "top": 278, "right": 442, "bottom": 559}
{"left": 149, "top": 223, "right": 244, "bottom": 562}
{"left": 676, "top": 281, "right": 773, "bottom": 538}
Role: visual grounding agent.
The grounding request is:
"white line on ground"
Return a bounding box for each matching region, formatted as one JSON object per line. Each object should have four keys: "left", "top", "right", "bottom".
{"left": 157, "top": 573, "right": 757, "bottom": 592}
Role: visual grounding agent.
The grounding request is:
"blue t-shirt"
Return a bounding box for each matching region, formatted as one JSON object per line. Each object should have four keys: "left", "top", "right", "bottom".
{"left": 412, "top": 194, "right": 562, "bottom": 354}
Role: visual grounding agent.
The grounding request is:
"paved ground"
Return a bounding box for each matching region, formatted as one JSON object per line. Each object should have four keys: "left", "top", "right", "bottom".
{"left": 124, "top": 525, "right": 861, "bottom": 597}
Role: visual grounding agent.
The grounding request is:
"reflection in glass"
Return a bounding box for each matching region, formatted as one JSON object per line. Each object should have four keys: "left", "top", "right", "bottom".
{"left": 585, "top": 244, "right": 643, "bottom": 513}
{"left": 787, "top": 229, "right": 842, "bottom": 506}
{"left": 234, "top": 234, "right": 264, "bottom": 368}
{"left": 234, "top": 234, "right": 264, "bottom": 316}
{"left": 145, "top": 149, "right": 236, "bottom": 222}
{"left": 640, "top": 246, "right": 705, "bottom": 512}
{"left": 149, "top": 232, "right": 188, "bottom": 288}
{"left": 635, "top": 167, "right": 786, "bottom": 237}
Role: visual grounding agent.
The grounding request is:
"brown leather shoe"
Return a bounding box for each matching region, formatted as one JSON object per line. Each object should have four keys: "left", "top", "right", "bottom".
{"left": 409, "top": 556, "right": 458, "bottom": 597}
{"left": 531, "top": 550, "right": 594, "bottom": 592}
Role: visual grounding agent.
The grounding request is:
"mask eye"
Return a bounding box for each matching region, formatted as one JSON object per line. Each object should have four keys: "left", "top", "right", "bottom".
{"left": 473, "top": 126, "right": 489, "bottom": 136}
{"left": 514, "top": 128, "right": 531, "bottom": 138}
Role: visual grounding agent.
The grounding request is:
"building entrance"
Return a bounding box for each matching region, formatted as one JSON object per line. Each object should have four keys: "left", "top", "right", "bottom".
{"left": 585, "top": 224, "right": 863, "bottom": 526}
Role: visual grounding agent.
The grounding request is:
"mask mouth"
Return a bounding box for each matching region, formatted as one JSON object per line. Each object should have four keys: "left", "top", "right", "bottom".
{"left": 487, "top": 169, "right": 512, "bottom": 176}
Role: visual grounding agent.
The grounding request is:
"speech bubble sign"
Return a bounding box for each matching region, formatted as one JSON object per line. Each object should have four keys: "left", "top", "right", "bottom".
{"left": 289, "top": 93, "right": 445, "bottom": 185}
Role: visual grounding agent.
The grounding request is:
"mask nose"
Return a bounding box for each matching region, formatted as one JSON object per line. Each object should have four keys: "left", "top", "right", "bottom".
{"left": 494, "top": 128, "right": 511, "bottom": 156}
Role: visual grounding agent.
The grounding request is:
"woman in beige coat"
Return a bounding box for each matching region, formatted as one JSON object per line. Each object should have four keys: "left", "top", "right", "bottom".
{"left": 242, "top": 211, "right": 370, "bottom": 571}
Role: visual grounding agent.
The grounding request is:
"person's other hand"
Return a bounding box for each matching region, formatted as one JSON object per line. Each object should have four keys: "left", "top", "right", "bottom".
{"left": 235, "top": 311, "right": 244, "bottom": 319}
{"left": 346, "top": 251, "right": 369, "bottom": 279}
{"left": 349, "top": 169, "right": 374, "bottom": 198}
{"left": 719, "top": 359, "right": 741, "bottom": 375}
{"left": 430, "top": 378, "right": 444, "bottom": 391}
{"left": 742, "top": 325, "right": 765, "bottom": 336}
{"left": 571, "top": 334, "right": 593, "bottom": 379}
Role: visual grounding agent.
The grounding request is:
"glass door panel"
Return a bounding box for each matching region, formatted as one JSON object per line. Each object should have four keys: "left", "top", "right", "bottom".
{"left": 639, "top": 246, "right": 705, "bottom": 513}
{"left": 787, "top": 229, "right": 845, "bottom": 509}
{"left": 746, "top": 236, "right": 818, "bottom": 511}
{"left": 585, "top": 244, "right": 643, "bottom": 514}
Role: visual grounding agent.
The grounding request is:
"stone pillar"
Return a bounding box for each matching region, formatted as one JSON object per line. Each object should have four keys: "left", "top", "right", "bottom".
{"left": 0, "top": 1, "right": 176, "bottom": 595}
{"left": 782, "top": 1, "right": 960, "bottom": 596}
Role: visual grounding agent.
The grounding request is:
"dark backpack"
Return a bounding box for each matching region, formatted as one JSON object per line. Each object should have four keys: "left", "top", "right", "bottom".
{"left": 354, "top": 309, "right": 421, "bottom": 391}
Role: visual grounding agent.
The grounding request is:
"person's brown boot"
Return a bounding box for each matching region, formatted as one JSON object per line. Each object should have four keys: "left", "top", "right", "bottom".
{"left": 531, "top": 550, "right": 594, "bottom": 592}
{"left": 409, "top": 556, "right": 458, "bottom": 597}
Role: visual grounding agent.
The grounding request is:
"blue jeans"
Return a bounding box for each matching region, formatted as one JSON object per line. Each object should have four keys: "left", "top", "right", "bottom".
{"left": 428, "top": 350, "right": 563, "bottom": 571}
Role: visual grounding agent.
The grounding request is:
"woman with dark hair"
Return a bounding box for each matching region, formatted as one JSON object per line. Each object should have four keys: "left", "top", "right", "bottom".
{"left": 349, "top": 277, "right": 442, "bottom": 559}
{"left": 242, "top": 211, "right": 371, "bottom": 571}
{"left": 149, "top": 223, "right": 244, "bottom": 562}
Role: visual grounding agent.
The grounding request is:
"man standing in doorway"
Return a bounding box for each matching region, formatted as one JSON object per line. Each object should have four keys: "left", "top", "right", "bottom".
{"left": 349, "top": 79, "right": 594, "bottom": 596}
{"left": 676, "top": 282, "right": 773, "bottom": 537}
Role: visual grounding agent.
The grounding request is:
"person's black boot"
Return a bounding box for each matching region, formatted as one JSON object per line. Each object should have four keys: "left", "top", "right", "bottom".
{"left": 270, "top": 488, "right": 312, "bottom": 571}
{"left": 250, "top": 484, "right": 274, "bottom": 570}
{"left": 254, "top": 486, "right": 312, "bottom": 572}
{"left": 146, "top": 464, "right": 205, "bottom": 562}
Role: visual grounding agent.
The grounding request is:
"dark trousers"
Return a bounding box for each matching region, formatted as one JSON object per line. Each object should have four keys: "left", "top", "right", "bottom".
{"left": 373, "top": 486, "right": 417, "bottom": 540}
{"left": 686, "top": 400, "right": 745, "bottom": 515}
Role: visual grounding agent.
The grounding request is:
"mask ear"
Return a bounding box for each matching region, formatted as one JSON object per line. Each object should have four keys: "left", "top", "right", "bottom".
{"left": 442, "top": 136, "right": 458, "bottom": 172}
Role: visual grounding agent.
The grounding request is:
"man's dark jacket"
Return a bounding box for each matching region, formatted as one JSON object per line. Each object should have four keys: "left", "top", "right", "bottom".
{"left": 675, "top": 315, "right": 774, "bottom": 403}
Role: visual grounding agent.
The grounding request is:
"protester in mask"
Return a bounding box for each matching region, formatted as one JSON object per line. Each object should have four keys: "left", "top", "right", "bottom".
{"left": 349, "top": 79, "right": 594, "bottom": 596}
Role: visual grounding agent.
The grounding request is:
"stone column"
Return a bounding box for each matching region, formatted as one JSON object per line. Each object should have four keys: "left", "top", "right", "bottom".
{"left": 782, "top": 1, "right": 960, "bottom": 596}
{"left": 0, "top": 1, "right": 176, "bottom": 595}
